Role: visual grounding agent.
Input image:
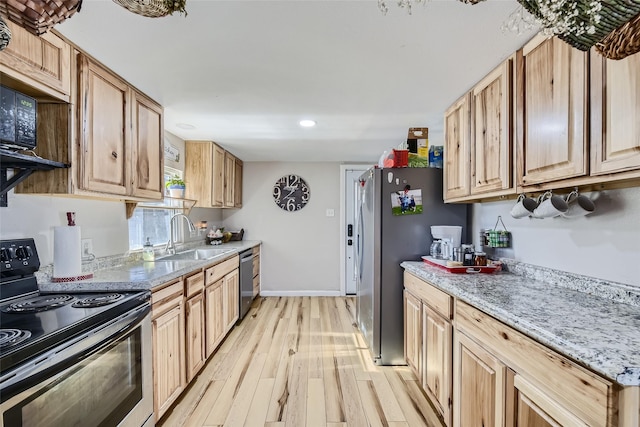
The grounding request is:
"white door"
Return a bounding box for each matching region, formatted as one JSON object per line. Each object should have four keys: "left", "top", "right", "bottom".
{"left": 344, "top": 168, "right": 366, "bottom": 294}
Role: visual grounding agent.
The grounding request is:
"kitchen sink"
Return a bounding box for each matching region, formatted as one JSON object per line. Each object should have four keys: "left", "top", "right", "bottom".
{"left": 156, "top": 248, "right": 234, "bottom": 261}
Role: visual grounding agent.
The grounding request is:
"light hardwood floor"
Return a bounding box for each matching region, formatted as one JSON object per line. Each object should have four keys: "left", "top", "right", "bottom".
{"left": 157, "top": 296, "right": 444, "bottom": 427}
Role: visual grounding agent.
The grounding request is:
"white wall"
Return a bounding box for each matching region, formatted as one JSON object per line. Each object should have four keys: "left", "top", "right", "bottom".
{"left": 222, "top": 162, "right": 341, "bottom": 295}
{"left": 472, "top": 186, "right": 640, "bottom": 287}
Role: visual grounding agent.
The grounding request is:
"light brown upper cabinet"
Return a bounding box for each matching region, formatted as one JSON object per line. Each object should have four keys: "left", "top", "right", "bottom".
{"left": 224, "top": 152, "right": 236, "bottom": 208}
{"left": 470, "top": 58, "right": 514, "bottom": 197}
{"left": 78, "top": 54, "right": 164, "bottom": 199}
{"left": 16, "top": 53, "right": 164, "bottom": 201}
{"left": 0, "top": 22, "right": 71, "bottom": 102}
{"left": 185, "top": 141, "right": 243, "bottom": 208}
{"left": 131, "top": 90, "right": 164, "bottom": 198}
{"left": 590, "top": 51, "right": 640, "bottom": 175}
{"left": 445, "top": 58, "right": 514, "bottom": 203}
{"left": 516, "top": 35, "right": 588, "bottom": 187}
{"left": 444, "top": 93, "right": 471, "bottom": 200}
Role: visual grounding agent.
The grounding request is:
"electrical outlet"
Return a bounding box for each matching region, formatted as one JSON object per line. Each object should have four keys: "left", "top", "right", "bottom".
{"left": 82, "top": 239, "right": 93, "bottom": 256}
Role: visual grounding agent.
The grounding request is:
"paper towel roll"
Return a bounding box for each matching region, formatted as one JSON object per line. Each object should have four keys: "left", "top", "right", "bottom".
{"left": 53, "top": 225, "right": 82, "bottom": 280}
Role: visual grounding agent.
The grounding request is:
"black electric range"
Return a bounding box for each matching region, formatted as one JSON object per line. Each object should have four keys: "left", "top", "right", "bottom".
{"left": 0, "top": 238, "right": 150, "bottom": 376}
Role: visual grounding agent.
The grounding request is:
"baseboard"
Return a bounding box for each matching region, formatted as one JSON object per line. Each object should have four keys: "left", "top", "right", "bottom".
{"left": 259, "top": 290, "right": 343, "bottom": 297}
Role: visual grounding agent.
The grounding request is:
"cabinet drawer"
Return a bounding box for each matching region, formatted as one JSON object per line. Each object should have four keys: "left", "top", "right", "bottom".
{"left": 456, "top": 301, "right": 613, "bottom": 427}
{"left": 152, "top": 279, "right": 183, "bottom": 317}
{"left": 205, "top": 255, "right": 239, "bottom": 285}
{"left": 404, "top": 271, "right": 452, "bottom": 319}
{"left": 185, "top": 271, "right": 204, "bottom": 298}
{"left": 252, "top": 254, "right": 260, "bottom": 278}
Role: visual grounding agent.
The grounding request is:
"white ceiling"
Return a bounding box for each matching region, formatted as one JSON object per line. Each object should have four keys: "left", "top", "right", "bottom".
{"left": 55, "top": 0, "right": 537, "bottom": 163}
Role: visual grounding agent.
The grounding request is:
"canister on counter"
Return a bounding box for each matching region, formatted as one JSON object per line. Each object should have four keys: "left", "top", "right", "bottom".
{"left": 474, "top": 252, "right": 487, "bottom": 266}
{"left": 462, "top": 244, "right": 475, "bottom": 266}
{"left": 453, "top": 247, "right": 463, "bottom": 263}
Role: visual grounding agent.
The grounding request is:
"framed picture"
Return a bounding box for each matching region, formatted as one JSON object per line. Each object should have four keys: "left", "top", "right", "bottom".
{"left": 391, "top": 187, "right": 423, "bottom": 216}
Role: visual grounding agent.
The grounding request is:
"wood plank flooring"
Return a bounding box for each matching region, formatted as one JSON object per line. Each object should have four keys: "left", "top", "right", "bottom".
{"left": 157, "top": 297, "right": 444, "bottom": 427}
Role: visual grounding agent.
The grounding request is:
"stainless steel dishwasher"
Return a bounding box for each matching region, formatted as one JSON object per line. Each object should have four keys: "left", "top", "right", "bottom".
{"left": 238, "top": 249, "right": 254, "bottom": 320}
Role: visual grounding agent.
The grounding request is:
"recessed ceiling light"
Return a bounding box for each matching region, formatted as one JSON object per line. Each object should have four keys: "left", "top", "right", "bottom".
{"left": 176, "top": 123, "right": 196, "bottom": 130}
{"left": 299, "top": 120, "right": 316, "bottom": 128}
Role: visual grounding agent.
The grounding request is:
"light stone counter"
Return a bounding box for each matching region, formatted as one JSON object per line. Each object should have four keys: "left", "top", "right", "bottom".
{"left": 38, "top": 240, "right": 261, "bottom": 292}
{"left": 401, "top": 260, "right": 640, "bottom": 386}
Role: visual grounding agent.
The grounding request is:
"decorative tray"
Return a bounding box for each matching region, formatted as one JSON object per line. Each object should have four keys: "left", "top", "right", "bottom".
{"left": 421, "top": 256, "right": 500, "bottom": 274}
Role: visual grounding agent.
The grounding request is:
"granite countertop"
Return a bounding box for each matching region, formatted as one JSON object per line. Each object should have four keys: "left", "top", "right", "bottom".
{"left": 401, "top": 260, "right": 640, "bottom": 387}
{"left": 38, "top": 240, "right": 261, "bottom": 293}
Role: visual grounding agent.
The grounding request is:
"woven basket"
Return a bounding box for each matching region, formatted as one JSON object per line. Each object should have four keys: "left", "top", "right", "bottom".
{"left": 112, "top": 0, "right": 187, "bottom": 18}
{"left": 0, "top": 0, "right": 82, "bottom": 36}
{"left": 518, "top": 0, "right": 640, "bottom": 52}
{"left": 0, "top": 16, "right": 11, "bottom": 51}
{"left": 595, "top": 12, "right": 640, "bottom": 60}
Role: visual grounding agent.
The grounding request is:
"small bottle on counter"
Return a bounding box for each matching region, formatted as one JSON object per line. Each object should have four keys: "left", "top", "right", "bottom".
{"left": 143, "top": 237, "right": 155, "bottom": 261}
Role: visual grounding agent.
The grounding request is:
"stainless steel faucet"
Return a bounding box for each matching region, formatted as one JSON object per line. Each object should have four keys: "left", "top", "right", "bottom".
{"left": 165, "top": 213, "right": 196, "bottom": 255}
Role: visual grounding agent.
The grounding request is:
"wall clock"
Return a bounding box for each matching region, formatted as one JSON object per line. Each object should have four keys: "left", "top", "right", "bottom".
{"left": 273, "top": 174, "right": 310, "bottom": 212}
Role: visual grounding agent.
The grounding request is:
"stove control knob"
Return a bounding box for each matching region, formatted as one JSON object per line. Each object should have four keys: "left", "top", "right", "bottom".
{"left": 0, "top": 248, "right": 11, "bottom": 262}
{"left": 15, "top": 246, "right": 29, "bottom": 260}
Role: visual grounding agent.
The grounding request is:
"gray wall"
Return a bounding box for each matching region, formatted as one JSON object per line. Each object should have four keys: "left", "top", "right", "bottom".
{"left": 471, "top": 186, "right": 640, "bottom": 287}
{"left": 222, "top": 162, "right": 341, "bottom": 295}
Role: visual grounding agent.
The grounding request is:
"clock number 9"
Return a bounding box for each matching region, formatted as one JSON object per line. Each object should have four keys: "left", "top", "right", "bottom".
{"left": 273, "top": 186, "right": 281, "bottom": 200}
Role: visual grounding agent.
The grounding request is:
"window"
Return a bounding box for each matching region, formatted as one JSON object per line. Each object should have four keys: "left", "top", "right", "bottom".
{"left": 127, "top": 168, "right": 181, "bottom": 250}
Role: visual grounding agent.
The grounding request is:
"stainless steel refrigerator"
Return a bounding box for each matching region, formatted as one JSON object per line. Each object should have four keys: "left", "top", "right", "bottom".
{"left": 355, "top": 167, "right": 468, "bottom": 365}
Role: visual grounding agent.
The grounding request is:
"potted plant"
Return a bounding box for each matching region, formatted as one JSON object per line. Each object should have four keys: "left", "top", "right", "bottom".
{"left": 165, "top": 175, "right": 186, "bottom": 198}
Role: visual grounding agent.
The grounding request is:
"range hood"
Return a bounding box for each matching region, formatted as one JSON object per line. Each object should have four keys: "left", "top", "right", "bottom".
{"left": 0, "top": 148, "right": 69, "bottom": 207}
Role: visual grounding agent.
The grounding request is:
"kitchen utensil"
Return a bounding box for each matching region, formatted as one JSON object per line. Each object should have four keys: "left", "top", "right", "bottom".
{"left": 533, "top": 191, "right": 568, "bottom": 218}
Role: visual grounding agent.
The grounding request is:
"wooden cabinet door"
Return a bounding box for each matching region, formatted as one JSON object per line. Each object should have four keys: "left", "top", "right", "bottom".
{"left": 212, "top": 144, "right": 225, "bottom": 207}
{"left": 471, "top": 60, "right": 513, "bottom": 196}
{"left": 130, "top": 90, "right": 163, "bottom": 199}
{"left": 444, "top": 93, "right": 471, "bottom": 200}
{"left": 152, "top": 301, "right": 185, "bottom": 420}
{"left": 224, "top": 152, "right": 236, "bottom": 207}
{"left": 453, "top": 332, "right": 507, "bottom": 427}
{"left": 517, "top": 36, "right": 588, "bottom": 186}
{"left": 205, "top": 280, "right": 225, "bottom": 358}
{"left": 78, "top": 55, "right": 129, "bottom": 195}
{"left": 185, "top": 291, "right": 206, "bottom": 382}
{"left": 513, "top": 374, "right": 587, "bottom": 427}
{"left": 0, "top": 21, "right": 71, "bottom": 102}
{"left": 423, "top": 305, "right": 452, "bottom": 427}
{"left": 234, "top": 158, "right": 243, "bottom": 207}
{"left": 403, "top": 290, "right": 422, "bottom": 379}
{"left": 590, "top": 51, "right": 640, "bottom": 175}
{"left": 223, "top": 269, "right": 239, "bottom": 331}
{"left": 185, "top": 141, "right": 213, "bottom": 207}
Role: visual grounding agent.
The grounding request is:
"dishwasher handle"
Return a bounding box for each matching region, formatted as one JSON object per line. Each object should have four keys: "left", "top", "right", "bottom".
{"left": 240, "top": 249, "right": 254, "bottom": 262}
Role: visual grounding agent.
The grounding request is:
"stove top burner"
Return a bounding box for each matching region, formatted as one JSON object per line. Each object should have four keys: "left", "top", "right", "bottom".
{"left": 72, "top": 293, "right": 124, "bottom": 308}
{"left": 0, "top": 329, "right": 32, "bottom": 350}
{"left": 3, "top": 294, "right": 75, "bottom": 313}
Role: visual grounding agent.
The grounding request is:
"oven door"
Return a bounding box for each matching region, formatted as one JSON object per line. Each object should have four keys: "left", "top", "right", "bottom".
{"left": 0, "top": 304, "right": 153, "bottom": 427}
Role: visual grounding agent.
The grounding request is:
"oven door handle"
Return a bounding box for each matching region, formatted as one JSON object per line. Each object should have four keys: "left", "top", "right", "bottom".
{"left": 0, "top": 303, "right": 150, "bottom": 403}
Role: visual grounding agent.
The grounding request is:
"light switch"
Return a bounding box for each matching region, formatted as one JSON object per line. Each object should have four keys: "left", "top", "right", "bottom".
{"left": 326, "top": 209, "right": 335, "bottom": 217}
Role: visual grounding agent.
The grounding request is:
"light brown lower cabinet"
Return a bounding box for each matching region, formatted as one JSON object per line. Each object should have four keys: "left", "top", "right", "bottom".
{"left": 404, "top": 272, "right": 453, "bottom": 427}
{"left": 151, "top": 280, "right": 185, "bottom": 421}
{"left": 453, "top": 330, "right": 509, "bottom": 427}
{"left": 224, "top": 269, "right": 239, "bottom": 332}
{"left": 184, "top": 272, "right": 206, "bottom": 382}
{"left": 404, "top": 272, "right": 639, "bottom": 427}
{"left": 205, "top": 279, "right": 225, "bottom": 358}
{"left": 152, "top": 254, "right": 240, "bottom": 421}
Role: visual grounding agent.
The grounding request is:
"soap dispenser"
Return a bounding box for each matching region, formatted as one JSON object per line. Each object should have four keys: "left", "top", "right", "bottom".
{"left": 143, "top": 237, "right": 155, "bottom": 261}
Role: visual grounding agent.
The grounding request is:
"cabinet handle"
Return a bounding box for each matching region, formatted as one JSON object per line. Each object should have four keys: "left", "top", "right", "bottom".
{"left": 112, "top": 151, "right": 118, "bottom": 159}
